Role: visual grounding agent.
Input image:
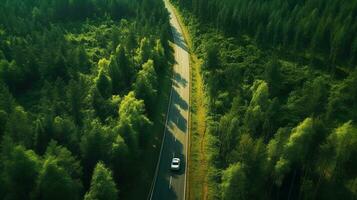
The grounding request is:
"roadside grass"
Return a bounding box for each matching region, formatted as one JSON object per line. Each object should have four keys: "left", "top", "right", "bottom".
{"left": 124, "top": 43, "right": 174, "bottom": 200}
{"left": 189, "top": 55, "right": 209, "bottom": 200}
{"left": 169, "top": 3, "right": 210, "bottom": 200}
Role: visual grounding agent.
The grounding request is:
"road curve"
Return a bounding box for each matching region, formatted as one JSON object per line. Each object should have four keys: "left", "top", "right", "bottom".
{"left": 149, "top": 0, "right": 190, "bottom": 199}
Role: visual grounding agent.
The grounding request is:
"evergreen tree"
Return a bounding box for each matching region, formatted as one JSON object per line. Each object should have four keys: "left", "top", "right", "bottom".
{"left": 2, "top": 145, "right": 41, "bottom": 200}
{"left": 134, "top": 59, "right": 158, "bottom": 113}
{"left": 5, "top": 106, "right": 34, "bottom": 148}
{"left": 118, "top": 92, "right": 152, "bottom": 150}
{"left": 221, "top": 162, "right": 247, "bottom": 200}
{"left": 36, "top": 157, "right": 81, "bottom": 200}
{"left": 84, "top": 162, "right": 118, "bottom": 200}
{"left": 96, "top": 69, "right": 112, "bottom": 99}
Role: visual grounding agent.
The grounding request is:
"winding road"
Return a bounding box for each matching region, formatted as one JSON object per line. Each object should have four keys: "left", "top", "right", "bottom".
{"left": 149, "top": 0, "right": 190, "bottom": 199}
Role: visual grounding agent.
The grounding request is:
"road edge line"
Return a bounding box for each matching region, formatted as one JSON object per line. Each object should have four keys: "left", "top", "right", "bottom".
{"left": 166, "top": 2, "right": 191, "bottom": 200}
{"left": 147, "top": 3, "right": 175, "bottom": 198}
{"left": 147, "top": 71, "right": 174, "bottom": 200}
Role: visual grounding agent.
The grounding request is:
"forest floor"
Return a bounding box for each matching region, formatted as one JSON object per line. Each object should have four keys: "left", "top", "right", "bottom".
{"left": 170, "top": 4, "right": 210, "bottom": 200}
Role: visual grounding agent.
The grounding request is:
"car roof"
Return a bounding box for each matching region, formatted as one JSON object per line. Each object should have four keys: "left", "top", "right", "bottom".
{"left": 172, "top": 158, "right": 180, "bottom": 162}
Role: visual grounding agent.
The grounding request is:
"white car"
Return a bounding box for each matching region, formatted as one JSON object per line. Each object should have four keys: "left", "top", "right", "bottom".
{"left": 171, "top": 157, "right": 180, "bottom": 171}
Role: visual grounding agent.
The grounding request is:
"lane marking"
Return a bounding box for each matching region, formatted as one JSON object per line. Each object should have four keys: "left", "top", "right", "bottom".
{"left": 169, "top": 176, "right": 172, "bottom": 189}
{"left": 147, "top": 23, "right": 176, "bottom": 198}
{"left": 148, "top": 1, "right": 190, "bottom": 200}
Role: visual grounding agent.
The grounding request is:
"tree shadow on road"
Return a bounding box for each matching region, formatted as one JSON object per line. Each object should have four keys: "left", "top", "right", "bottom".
{"left": 170, "top": 25, "right": 189, "bottom": 52}
{"left": 171, "top": 88, "right": 188, "bottom": 111}
{"left": 173, "top": 71, "right": 188, "bottom": 88}
{"left": 168, "top": 103, "right": 187, "bottom": 133}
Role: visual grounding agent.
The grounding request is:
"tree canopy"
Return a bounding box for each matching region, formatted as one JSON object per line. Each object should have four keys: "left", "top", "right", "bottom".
{"left": 0, "top": 0, "right": 171, "bottom": 198}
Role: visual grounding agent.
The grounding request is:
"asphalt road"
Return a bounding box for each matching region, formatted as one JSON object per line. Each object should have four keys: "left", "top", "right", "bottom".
{"left": 149, "top": 0, "right": 190, "bottom": 199}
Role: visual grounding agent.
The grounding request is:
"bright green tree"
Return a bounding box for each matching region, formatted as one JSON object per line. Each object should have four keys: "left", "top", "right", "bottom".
{"left": 274, "top": 118, "right": 315, "bottom": 184}
{"left": 84, "top": 162, "right": 118, "bottom": 200}
{"left": 135, "top": 37, "right": 151, "bottom": 66}
{"left": 322, "top": 121, "right": 357, "bottom": 180}
{"left": 221, "top": 162, "right": 247, "bottom": 200}
{"left": 118, "top": 92, "right": 152, "bottom": 150}
{"left": 134, "top": 59, "right": 158, "bottom": 113}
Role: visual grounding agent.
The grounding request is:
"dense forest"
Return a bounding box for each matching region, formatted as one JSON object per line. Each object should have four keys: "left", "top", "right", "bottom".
{"left": 171, "top": 0, "right": 357, "bottom": 199}
{"left": 0, "top": 0, "right": 172, "bottom": 199}
{"left": 174, "top": 0, "right": 357, "bottom": 68}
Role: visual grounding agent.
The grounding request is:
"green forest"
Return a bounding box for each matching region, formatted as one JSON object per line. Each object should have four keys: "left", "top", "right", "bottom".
{"left": 0, "top": 0, "right": 172, "bottom": 199}
{"left": 1, "top": 0, "right": 357, "bottom": 199}
{"left": 171, "top": 0, "right": 357, "bottom": 199}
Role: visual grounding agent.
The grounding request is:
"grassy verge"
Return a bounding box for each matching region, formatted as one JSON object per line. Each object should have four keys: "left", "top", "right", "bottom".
{"left": 169, "top": 4, "right": 210, "bottom": 200}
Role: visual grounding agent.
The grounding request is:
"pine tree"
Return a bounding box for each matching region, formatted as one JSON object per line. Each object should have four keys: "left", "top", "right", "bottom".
{"left": 84, "top": 162, "right": 118, "bottom": 200}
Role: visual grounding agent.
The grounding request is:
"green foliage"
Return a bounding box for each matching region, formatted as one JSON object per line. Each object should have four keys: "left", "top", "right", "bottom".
{"left": 52, "top": 116, "right": 79, "bottom": 153}
{"left": 221, "top": 163, "right": 246, "bottom": 200}
{"left": 322, "top": 121, "right": 357, "bottom": 180}
{"left": 80, "top": 120, "right": 113, "bottom": 183}
{"left": 264, "top": 59, "right": 283, "bottom": 97}
{"left": 0, "top": 0, "right": 170, "bottom": 198}
{"left": 274, "top": 118, "right": 315, "bottom": 183}
{"left": 111, "top": 46, "right": 132, "bottom": 93}
{"left": 174, "top": 0, "right": 357, "bottom": 66}
{"left": 84, "top": 162, "right": 118, "bottom": 200}
{"left": 0, "top": 83, "right": 15, "bottom": 113}
{"left": 5, "top": 106, "right": 34, "bottom": 148}
{"left": 2, "top": 145, "right": 41, "bottom": 200}
{"left": 134, "top": 59, "right": 158, "bottom": 113}
{"left": 36, "top": 157, "right": 81, "bottom": 200}
{"left": 66, "top": 78, "right": 87, "bottom": 126}
{"left": 244, "top": 80, "right": 271, "bottom": 136}
{"left": 135, "top": 37, "right": 152, "bottom": 66}
{"left": 96, "top": 68, "right": 113, "bottom": 99}
{"left": 152, "top": 39, "right": 166, "bottom": 73}
{"left": 172, "top": 0, "right": 357, "bottom": 199}
{"left": 118, "top": 92, "right": 152, "bottom": 150}
{"left": 327, "top": 70, "right": 357, "bottom": 122}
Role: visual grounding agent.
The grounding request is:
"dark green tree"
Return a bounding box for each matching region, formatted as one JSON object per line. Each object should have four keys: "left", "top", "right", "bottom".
{"left": 36, "top": 157, "right": 81, "bottom": 200}
{"left": 5, "top": 106, "right": 34, "bottom": 148}
{"left": 96, "top": 69, "right": 112, "bottom": 99}
{"left": 2, "top": 145, "right": 41, "bottom": 200}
